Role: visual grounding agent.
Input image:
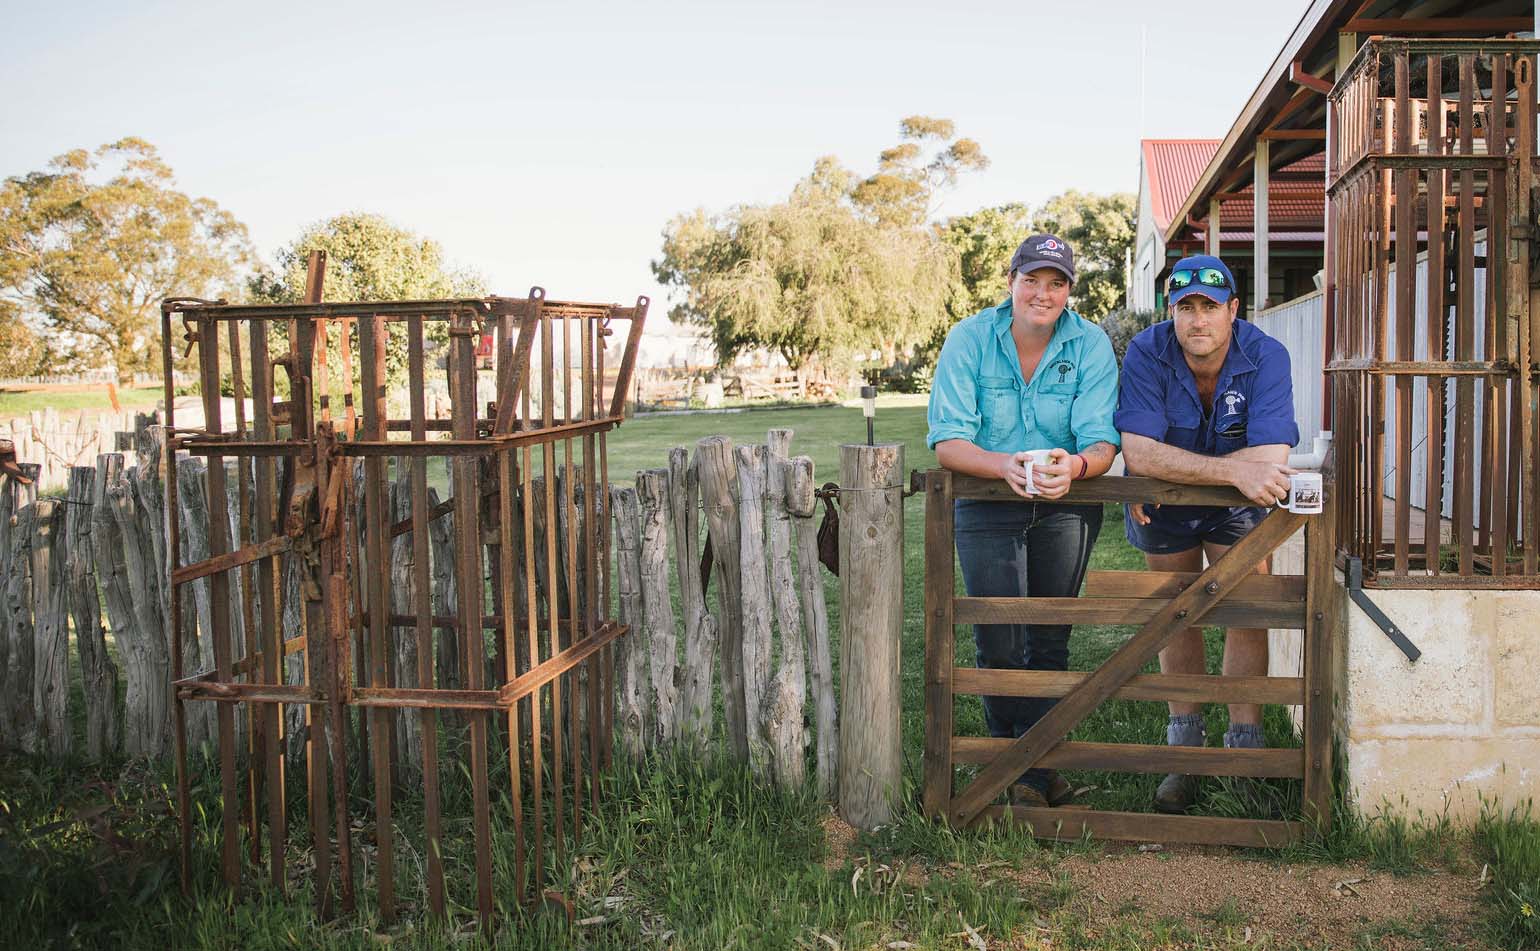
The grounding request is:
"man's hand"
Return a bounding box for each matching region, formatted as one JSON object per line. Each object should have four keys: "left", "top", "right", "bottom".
{"left": 1231, "top": 458, "right": 1296, "bottom": 507}
{"left": 1032, "top": 448, "right": 1075, "bottom": 500}
{"left": 1128, "top": 502, "right": 1155, "bottom": 525}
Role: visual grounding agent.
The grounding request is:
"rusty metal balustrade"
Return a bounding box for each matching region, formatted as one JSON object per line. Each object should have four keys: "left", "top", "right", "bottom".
{"left": 1327, "top": 37, "right": 1540, "bottom": 586}
{"left": 159, "top": 280, "right": 646, "bottom": 930}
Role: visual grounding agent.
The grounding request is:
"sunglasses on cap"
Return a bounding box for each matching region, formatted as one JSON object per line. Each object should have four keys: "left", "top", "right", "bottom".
{"left": 1167, "top": 267, "right": 1232, "bottom": 293}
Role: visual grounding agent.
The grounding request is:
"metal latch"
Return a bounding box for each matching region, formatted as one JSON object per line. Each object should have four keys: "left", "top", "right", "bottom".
{"left": 1346, "top": 557, "right": 1421, "bottom": 662}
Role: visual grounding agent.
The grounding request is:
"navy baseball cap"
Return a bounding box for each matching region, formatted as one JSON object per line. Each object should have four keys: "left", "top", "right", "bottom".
{"left": 1010, "top": 234, "right": 1075, "bottom": 283}
{"left": 1166, "top": 254, "right": 1237, "bottom": 305}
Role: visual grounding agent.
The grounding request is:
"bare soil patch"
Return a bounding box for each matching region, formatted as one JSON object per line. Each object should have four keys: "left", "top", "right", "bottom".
{"left": 1054, "top": 846, "right": 1492, "bottom": 948}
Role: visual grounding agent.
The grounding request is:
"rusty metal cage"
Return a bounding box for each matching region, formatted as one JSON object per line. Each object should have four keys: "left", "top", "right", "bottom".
{"left": 1327, "top": 37, "right": 1540, "bottom": 586}
{"left": 159, "top": 278, "right": 646, "bottom": 930}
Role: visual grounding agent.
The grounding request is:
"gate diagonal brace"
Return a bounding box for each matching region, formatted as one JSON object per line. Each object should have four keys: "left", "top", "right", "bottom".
{"left": 1346, "top": 557, "right": 1422, "bottom": 662}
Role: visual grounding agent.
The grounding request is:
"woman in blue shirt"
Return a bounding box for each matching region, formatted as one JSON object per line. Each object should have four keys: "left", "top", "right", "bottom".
{"left": 925, "top": 234, "right": 1121, "bottom": 809}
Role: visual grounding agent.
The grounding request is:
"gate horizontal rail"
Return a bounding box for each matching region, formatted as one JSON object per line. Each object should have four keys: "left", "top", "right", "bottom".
{"left": 922, "top": 467, "right": 1340, "bottom": 849}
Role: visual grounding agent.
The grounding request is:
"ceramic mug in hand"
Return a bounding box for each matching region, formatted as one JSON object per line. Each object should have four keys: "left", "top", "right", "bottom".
{"left": 1278, "top": 471, "right": 1323, "bottom": 514}
{"left": 1020, "top": 448, "right": 1056, "bottom": 495}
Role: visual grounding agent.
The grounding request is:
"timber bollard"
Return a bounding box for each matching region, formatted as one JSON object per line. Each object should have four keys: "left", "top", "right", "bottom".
{"left": 837, "top": 442, "right": 904, "bottom": 830}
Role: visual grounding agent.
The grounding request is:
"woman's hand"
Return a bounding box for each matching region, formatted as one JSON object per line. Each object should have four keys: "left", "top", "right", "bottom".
{"left": 1032, "top": 448, "right": 1075, "bottom": 500}
{"left": 997, "top": 452, "right": 1036, "bottom": 498}
{"left": 1127, "top": 502, "right": 1155, "bottom": 525}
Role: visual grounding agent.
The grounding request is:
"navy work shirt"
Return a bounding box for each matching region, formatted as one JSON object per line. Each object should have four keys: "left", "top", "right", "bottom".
{"left": 1115, "top": 318, "right": 1299, "bottom": 519}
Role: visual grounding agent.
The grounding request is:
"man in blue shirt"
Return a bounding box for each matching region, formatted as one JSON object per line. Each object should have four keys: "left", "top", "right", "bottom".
{"left": 927, "top": 234, "right": 1121, "bottom": 809}
{"left": 1114, "top": 254, "right": 1299, "bottom": 814}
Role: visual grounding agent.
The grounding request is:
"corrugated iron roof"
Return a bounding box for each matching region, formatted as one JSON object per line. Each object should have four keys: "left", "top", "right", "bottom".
{"left": 1143, "top": 139, "right": 1220, "bottom": 233}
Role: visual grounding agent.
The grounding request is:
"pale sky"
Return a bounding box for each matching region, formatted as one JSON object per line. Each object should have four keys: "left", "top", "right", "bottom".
{"left": 1, "top": 0, "right": 1309, "bottom": 325}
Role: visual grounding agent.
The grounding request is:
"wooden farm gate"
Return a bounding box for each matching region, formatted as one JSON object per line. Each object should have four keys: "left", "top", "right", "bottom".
{"left": 921, "top": 472, "right": 1340, "bottom": 847}
{"left": 161, "top": 270, "right": 646, "bottom": 932}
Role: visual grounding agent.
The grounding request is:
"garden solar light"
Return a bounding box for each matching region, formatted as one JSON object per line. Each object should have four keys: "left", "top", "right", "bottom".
{"left": 861, "top": 385, "right": 877, "bottom": 445}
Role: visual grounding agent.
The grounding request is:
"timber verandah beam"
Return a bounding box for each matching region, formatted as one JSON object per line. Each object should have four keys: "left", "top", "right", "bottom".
{"left": 941, "top": 481, "right": 1309, "bottom": 828}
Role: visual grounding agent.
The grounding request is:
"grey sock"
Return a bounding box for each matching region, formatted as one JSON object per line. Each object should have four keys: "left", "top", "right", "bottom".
{"left": 1166, "top": 714, "right": 1206, "bottom": 747}
{"left": 1224, "top": 723, "right": 1265, "bottom": 749}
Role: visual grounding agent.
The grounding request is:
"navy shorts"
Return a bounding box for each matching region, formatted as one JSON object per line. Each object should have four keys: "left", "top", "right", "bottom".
{"left": 1123, "top": 503, "right": 1267, "bottom": 554}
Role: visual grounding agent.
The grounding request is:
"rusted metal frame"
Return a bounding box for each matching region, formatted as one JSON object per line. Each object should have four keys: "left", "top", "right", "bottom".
{"left": 561, "top": 303, "right": 584, "bottom": 845}
{"left": 541, "top": 305, "right": 567, "bottom": 869}
{"left": 225, "top": 318, "right": 264, "bottom": 868}
{"left": 171, "top": 533, "right": 293, "bottom": 585}
{"left": 948, "top": 508, "right": 1306, "bottom": 828}
{"left": 607, "top": 297, "right": 650, "bottom": 419}
{"left": 1392, "top": 50, "right": 1415, "bottom": 575}
{"left": 182, "top": 418, "right": 623, "bottom": 457}
{"left": 180, "top": 682, "right": 316, "bottom": 704}
{"left": 195, "top": 315, "right": 243, "bottom": 892}
{"left": 320, "top": 490, "right": 357, "bottom": 917}
{"left": 581, "top": 311, "right": 601, "bottom": 813}
{"left": 357, "top": 314, "right": 396, "bottom": 922}
{"left": 338, "top": 318, "right": 357, "bottom": 439}
{"left": 1426, "top": 52, "right": 1448, "bottom": 578}
{"left": 1369, "top": 572, "right": 1540, "bottom": 589}
{"left": 921, "top": 469, "right": 954, "bottom": 820}
{"left": 597, "top": 316, "right": 614, "bottom": 770}
{"left": 160, "top": 306, "right": 194, "bottom": 894}
{"left": 316, "top": 314, "right": 332, "bottom": 425}
{"left": 1325, "top": 359, "right": 1515, "bottom": 375}
{"left": 522, "top": 435, "right": 545, "bottom": 895}
{"left": 1488, "top": 53, "right": 1512, "bottom": 576}
{"left": 450, "top": 310, "right": 495, "bottom": 930}
{"left": 248, "top": 313, "right": 287, "bottom": 891}
{"left": 1514, "top": 51, "right": 1539, "bottom": 575}
{"left": 1456, "top": 53, "right": 1478, "bottom": 575}
{"left": 349, "top": 687, "right": 502, "bottom": 709}
{"left": 404, "top": 315, "right": 445, "bottom": 916}
{"left": 498, "top": 444, "right": 527, "bottom": 905}
{"left": 166, "top": 298, "right": 495, "bottom": 322}
{"left": 498, "top": 622, "right": 627, "bottom": 706}
{"left": 1372, "top": 111, "right": 1392, "bottom": 572}
{"left": 493, "top": 290, "right": 543, "bottom": 436}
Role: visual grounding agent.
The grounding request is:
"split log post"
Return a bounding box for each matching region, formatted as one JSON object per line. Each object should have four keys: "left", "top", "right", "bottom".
{"left": 636, "top": 469, "right": 680, "bottom": 744}
{"left": 106, "top": 461, "right": 173, "bottom": 758}
{"left": 787, "top": 455, "right": 837, "bottom": 797}
{"left": 176, "top": 455, "right": 216, "bottom": 749}
{"left": 0, "top": 472, "right": 16, "bottom": 747}
{"left": 3, "top": 468, "right": 41, "bottom": 749}
{"left": 734, "top": 444, "right": 773, "bottom": 778}
{"left": 764, "top": 430, "right": 808, "bottom": 790}
{"left": 666, "top": 447, "right": 715, "bottom": 748}
{"left": 610, "top": 485, "right": 646, "bottom": 758}
{"left": 696, "top": 436, "right": 748, "bottom": 760}
{"left": 388, "top": 475, "right": 422, "bottom": 783}
{"left": 837, "top": 443, "right": 905, "bottom": 830}
{"left": 32, "top": 499, "right": 71, "bottom": 757}
{"left": 68, "top": 465, "right": 121, "bottom": 759}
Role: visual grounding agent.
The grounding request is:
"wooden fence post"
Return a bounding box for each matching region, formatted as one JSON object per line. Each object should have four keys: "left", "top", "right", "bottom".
{"left": 32, "top": 498, "right": 71, "bottom": 757}
{"left": 787, "top": 455, "right": 837, "bottom": 797}
{"left": 697, "top": 436, "right": 748, "bottom": 760}
{"left": 838, "top": 443, "right": 904, "bottom": 830}
{"left": 0, "top": 472, "right": 16, "bottom": 748}
{"left": 68, "top": 465, "right": 122, "bottom": 759}
{"left": 667, "top": 447, "right": 715, "bottom": 748}
{"left": 764, "top": 429, "right": 807, "bottom": 790}
{"left": 2, "top": 469, "right": 41, "bottom": 749}
{"left": 610, "top": 485, "right": 646, "bottom": 758}
{"left": 735, "top": 444, "right": 774, "bottom": 778}
{"left": 106, "top": 458, "right": 173, "bottom": 758}
{"left": 636, "top": 469, "right": 680, "bottom": 745}
{"left": 176, "top": 456, "right": 216, "bottom": 749}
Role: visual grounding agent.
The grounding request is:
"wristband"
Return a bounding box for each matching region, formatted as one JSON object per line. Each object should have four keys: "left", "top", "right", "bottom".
{"left": 1074, "top": 453, "right": 1088, "bottom": 479}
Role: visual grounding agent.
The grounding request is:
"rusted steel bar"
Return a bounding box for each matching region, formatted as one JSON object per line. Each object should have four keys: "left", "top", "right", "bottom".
{"left": 499, "top": 623, "right": 626, "bottom": 705}
{"left": 607, "top": 297, "right": 649, "bottom": 419}
{"left": 1454, "top": 53, "right": 1478, "bottom": 576}
{"left": 1514, "top": 53, "right": 1539, "bottom": 576}
{"left": 1392, "top": 51, "right": 1414, "bottom": 576}
{"left": 522, "top": 434, "right": 545, "bottom": 895}
{"left": 498, "top": 445, "right": 527, "bottom": 903}
{"left": 541, "top": 306, "right": 567, "bottom": 870}
{"left": 582, "top": 312, "right": 601, "bottom": 811}
{"left": 494, "top": 290, "right": 542, "bottom": 435}
{"left": 170, "top": 533, "right": 293, "bottom": 585}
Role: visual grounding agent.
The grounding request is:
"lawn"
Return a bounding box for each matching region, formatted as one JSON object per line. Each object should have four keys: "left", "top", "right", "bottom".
{"left": 2, "top": 398, "right": 1535, "bottom": 950}
{"left": 0, "top": 383, "right": 164, "bottom": 420}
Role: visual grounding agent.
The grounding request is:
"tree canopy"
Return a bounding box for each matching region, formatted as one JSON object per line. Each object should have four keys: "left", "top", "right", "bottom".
{"left": 654, "top": 118, "right": 985, "bottom": 374}
{"left": 0, "top": 138, "right": 253, "bottom": 376}
{"left": 1029, "top": 190, "right": 1136, "bottom": 321}
{"left": 250, "top": 212, "right": 484, "bottom": 305}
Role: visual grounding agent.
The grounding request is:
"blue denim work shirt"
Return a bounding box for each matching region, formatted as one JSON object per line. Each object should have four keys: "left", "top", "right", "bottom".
{"left": 926, "top": 301, "right": 1121, "bottom": 454}
{"left": 1113, "top": 317, "right": 1299, "bottom": 455}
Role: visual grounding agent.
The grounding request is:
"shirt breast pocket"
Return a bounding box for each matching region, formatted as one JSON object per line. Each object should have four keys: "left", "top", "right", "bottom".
{"left": 1035, "top": 383, "right": 1076, "bottom": 447}
{"left": 976, "top": 375, "right": 1019, "bottom": 441}
{"left": 1166, "top": 404, "right": 1204, "bottom": 452}
{"left": 1215, "top": 416, "right": 1249, "bottom": 455}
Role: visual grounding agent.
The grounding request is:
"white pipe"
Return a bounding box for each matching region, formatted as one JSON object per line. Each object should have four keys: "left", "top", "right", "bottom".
{"left": 1288, "top": 431, "right": 1333, "bottom": 471}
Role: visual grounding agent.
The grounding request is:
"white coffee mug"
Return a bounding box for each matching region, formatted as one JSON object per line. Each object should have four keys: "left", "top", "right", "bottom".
{"left": 1019, "top": 448, "right": 1056, "bottom": 495}
{"left": 1278, "top": 471, "right": 1323, "bottom": 514}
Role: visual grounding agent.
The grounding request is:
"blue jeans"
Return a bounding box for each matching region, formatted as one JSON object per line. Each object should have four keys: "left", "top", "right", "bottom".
{"left": 954, "top": 499, "right": 1103, "bottom": 791}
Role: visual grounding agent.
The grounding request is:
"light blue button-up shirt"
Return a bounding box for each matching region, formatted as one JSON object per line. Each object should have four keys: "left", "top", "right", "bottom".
{"left": 926, "top": 300, "right": 1121, "bottom": 454}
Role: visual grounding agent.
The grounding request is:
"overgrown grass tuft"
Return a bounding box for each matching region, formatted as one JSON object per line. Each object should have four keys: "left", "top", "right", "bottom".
{"left": 1475, "top": 797, "right": 1540, "bottom": 949}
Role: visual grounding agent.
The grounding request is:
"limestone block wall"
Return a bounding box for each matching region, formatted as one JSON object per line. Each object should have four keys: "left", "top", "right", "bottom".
{"left": 1335, "top": 587, "right": 1540, "bottom": 822}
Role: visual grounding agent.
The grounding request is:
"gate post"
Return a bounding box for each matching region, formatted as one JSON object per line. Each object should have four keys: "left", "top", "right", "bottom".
{"left": 838, "top": 443, "right": 904, "bottom": 830}
{"left": 921, "top": 469, "right": 954, "bottom": 820}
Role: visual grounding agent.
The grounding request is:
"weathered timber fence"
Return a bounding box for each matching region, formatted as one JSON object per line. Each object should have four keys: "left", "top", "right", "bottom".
{"left": 606, "top": 429, "right": 837, "bottom": 795}
{"left": 0, "top": 409, "right": 154, "bottom": 492}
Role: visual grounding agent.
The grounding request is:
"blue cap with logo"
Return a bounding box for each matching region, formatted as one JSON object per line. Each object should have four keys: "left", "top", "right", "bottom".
{"left": 1010, "top": 233, "right": 1076, "bottom": 283}
{"left": 1166, "top": 254, "right": 1237, "bottom": 306}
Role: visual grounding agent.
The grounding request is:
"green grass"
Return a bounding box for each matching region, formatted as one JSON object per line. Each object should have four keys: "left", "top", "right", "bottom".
{"left": 1475, "top": 798, "right": 1540, "bottom": 949}
{"left": 0, "top": 398, "right": 1526, "bottom": 948}
{"left": 0, "top": 384, "right": 164, "bottom": 419}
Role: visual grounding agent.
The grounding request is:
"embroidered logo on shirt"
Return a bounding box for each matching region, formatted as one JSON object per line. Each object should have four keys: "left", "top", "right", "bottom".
{"left": 1220, "top": 390, "right": 1246, "bottom": 417}
{"left": 1052, "top": 360, "right": 1075, "bottom": 384}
